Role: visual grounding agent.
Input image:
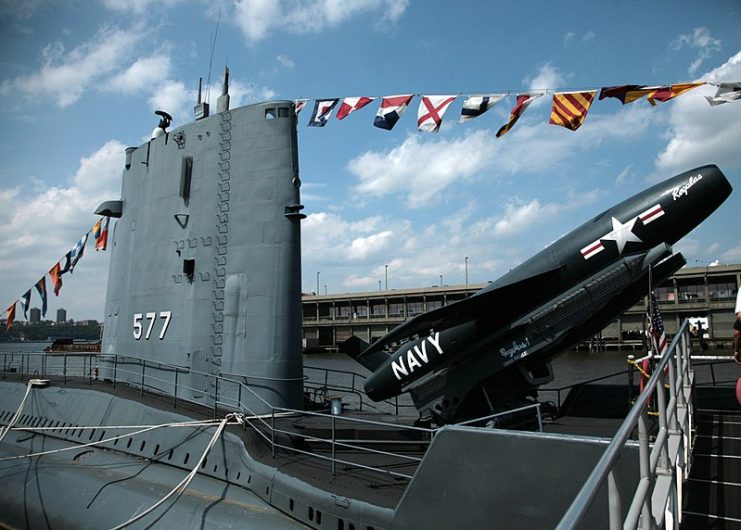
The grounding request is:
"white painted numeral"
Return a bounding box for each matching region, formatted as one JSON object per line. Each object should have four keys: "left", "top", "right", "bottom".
{"left": 145, "top": 312, "right": 156, "bottom": 339}
{"left": 159, "top": 311, "right": 172, "bottom": 340}
{"left": 133, "top": 310, "right": 172, "bottom": 340}
{"left": 133, "top": 313, "right": 143, "bottom": 340}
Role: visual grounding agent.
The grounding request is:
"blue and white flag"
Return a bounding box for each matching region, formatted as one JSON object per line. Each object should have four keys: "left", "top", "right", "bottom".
{"left": 20, "top": 289, "right": 31, "bottom": 320}
{"left": 705, "top": 83, "right": 741, "bottom": 106}
{"left": 307, "top": 99, "right": 338, "bottom": 127}
{"left": 458, "top": 95, "right": 505, "bottom": 123}
{"left": 59, "top": 251, "right": 72, "bottom": 275}
{"left": 374, "top": 95, "right": 414, "bottom": 130}
{"left": 69, "top": 232, "right": 89, "bottom": 272}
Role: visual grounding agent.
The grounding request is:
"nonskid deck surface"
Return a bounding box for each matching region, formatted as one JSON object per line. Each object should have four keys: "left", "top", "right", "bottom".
{"left": 682, "top": 410, "right": 741, "bottom": 530}
{"left": 0, "top": 374, "right": 421, "bottom": 509}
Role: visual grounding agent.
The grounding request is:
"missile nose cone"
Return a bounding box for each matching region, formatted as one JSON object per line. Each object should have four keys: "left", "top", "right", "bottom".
{"left": 662, "top": 165, "right": 732, "bottom": 245}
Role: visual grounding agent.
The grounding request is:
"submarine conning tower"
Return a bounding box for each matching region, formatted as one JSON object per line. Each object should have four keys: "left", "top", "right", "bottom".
{"left": 98, "top": 98, "right": 305, "bottom": 413}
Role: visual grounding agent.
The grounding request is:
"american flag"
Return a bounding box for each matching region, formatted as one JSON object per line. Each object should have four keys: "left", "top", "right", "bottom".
{"left": 648, "top": 292, "right": 668, "bottom": 355}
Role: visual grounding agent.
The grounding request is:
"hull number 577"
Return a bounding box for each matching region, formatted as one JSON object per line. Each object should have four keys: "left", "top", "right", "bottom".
{"left": 133, "top": 311, "right": 172, "bottom": 340}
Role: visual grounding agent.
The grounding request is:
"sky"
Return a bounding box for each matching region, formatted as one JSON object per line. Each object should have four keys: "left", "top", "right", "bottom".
{"left": 0, "top": 0, "right": 740, "bottom": 321}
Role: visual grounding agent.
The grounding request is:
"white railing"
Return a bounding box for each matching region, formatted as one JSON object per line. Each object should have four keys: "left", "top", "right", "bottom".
{"left": 556, "top": 319, "right": 695, "bottom": 530}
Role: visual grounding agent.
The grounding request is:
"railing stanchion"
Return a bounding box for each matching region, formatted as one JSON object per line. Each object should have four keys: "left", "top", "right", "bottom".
{"left": 655, "top": 368, "right": 670, "bottom": 473}
{"left": 607, "top": 469, "right": 622, "bottom": 530}
{"left": 536, "top": 403, "right": 543, "bottom": 432}
{"left": 214, "top": 376, "right": 219, "bottom": 419}
{"left": 174, "top": 368, "right": 178, "bottom": 408}
{"left": 271, "top": 409, "right": 276, "bottom": 458}
{"left": 331, "top": 415, "right": 336, "bottom": 476}
{"left": 637, "top": 408, "right": 654, "bottom": 530}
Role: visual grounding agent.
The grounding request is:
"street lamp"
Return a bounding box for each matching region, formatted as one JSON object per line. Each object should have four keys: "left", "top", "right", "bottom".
{"left": 316, "top": 271, "right": 320, "bottom": 295}
{"left": 465, "top": 256, "right": 469, "bottom": 289}
{"left": 385, "top": 264, "right": 388, "bottom": 290}
{"left": 439, "top": 274, "right": 443, "bottom": 287}
{"left": 378, "top": 280, "right": 382, "bottom": 291}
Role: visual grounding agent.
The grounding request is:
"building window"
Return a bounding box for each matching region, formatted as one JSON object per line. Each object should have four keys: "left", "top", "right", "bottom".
{"left": 708, "top": 280, "right": 736, "bottom": 300}
{"left": 677, "top": 283, "right": 704, "bottom": 302}
{"left": 407, "top": 302, "right": 423, "bottom": 316}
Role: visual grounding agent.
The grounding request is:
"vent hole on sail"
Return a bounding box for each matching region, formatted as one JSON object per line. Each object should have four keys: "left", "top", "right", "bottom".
{"left": 183, "top": 453, "right": 190, "bottom": 465}
{"left": 289, "top": 499, "right": 293, "bottom": 512}
{"left": 127, "top": 438, "right": 133, "bottom": 449}
{"left": 316, "top": 511, "right": 322, "bottom": 524}
{"left": 337, "top": 520, "right": 344, "bottom": 530}
{"left": 140, "top": 440, "right": 146, "bottom": 452}
{"left": 201, "top": 457, "right": 207, "bottom": 468}
{"left": 308, "top": 507, "right": 314, "bottom": 521}
{"left": 154, "top": 444, "right": 160, "bottom": 455}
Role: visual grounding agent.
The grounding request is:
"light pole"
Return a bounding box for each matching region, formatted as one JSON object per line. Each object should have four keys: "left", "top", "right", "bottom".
{"left": 378, "top": 280, "right": 382, "bottom": 291}
{"left": 439, "top": 274, "right": 443, "bottom": 287}
{"left": 316, "top": 271, "right": 320, "bottom": 295}
{"left": 324, "top": 284, "right": 327, "bottom": 295}
{"left": 465, "top": 256, "right": 469, "bottom": 289}
{"left": 385, "top": 264, "right": 388, "bottom": 290}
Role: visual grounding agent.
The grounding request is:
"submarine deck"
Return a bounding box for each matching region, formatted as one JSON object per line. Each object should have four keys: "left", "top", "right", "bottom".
{"left": 0, "top": 373, "right": 633, "bottom": 512}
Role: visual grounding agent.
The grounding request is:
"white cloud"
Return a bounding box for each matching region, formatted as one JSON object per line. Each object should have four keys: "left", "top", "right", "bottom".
{"left": 107, "top": 54, "right": 172, "bottom": 94}
{"left": 1, "top": 24, "right": 145, "bottom": 107}
{"left": 525, "top": 63, "right": 568, "bottom": 96}
{"left": 0, "top": 141, "right": 125, "bottom": 319}
{"left": 276, "top": 54, "right": 295, "bottom": 70}
{"left": 654, "top": 50, "right": 741, "bottom": 175}
{"left": 301, "top": 186, "right": 603, "bottom": 293}
{"left": 670, "top": 27, "right": 722, "bottom": 76}
{"left": 101, "top": 0, "right": 185, "bottom": 14}
{"left": 232, "top": 0, "right": 408, "bottom": 43}
{"left": 348, "top": 130, "right": 497, "bottom": 208}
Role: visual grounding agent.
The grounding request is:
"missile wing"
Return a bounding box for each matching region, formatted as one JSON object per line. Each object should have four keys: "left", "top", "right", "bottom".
{"left": 346, "top": 165, "right": 732, "bottom": 424}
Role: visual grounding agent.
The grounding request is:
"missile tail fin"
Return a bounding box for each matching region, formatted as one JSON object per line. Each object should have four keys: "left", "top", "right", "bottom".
{"left": 341, "top": 336, "right": 389, "bottom": 371}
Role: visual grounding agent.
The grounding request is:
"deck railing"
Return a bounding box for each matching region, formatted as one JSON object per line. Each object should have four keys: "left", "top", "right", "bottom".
{"left": 556, "top": 319, "right": 696, "bottom": 530}
{"left": 0, "top": 349, "right": 542, "bottom": 483}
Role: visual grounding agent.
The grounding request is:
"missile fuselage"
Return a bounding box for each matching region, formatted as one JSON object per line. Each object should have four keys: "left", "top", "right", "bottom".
{"left": 362, "top": 166, "right": 732, "bottom": 404}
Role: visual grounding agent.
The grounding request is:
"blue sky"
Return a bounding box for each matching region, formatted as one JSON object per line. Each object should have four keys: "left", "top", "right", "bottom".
{"left": 1, "top": 0, "right": 740, "bottom": 320}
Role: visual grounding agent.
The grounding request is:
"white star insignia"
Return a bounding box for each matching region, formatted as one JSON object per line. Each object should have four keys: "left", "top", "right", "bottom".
{"left": 601, "top": 216, "right": 643, "bottom": 254}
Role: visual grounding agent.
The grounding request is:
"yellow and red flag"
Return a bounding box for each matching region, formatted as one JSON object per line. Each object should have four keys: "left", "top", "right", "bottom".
{"left": 49, "top": 262, "right": 63, "bottom": 296}
{"left": 5, "top": 301, "right": 16, "bottom": 331}
{"left": 646, "top": 83, "right": 705, "bottom": 105}
{"left": 496, "top": 93, "right": 543, "bottom": 138}
{"left": 549, "top": 91, "right": 597, "bottom": 131}
{"left": 599, "top": 85, "right": 658, "bottom": 104}
{"left": 93, "top": 217, "right": 109, "bottom": 251}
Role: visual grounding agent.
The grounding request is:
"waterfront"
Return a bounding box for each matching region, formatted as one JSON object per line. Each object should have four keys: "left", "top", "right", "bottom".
{"left": 2, "top": 342, "right": 738, "bottom": 414}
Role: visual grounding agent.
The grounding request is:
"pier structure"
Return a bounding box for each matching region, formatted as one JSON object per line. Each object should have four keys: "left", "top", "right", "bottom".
{"left": 302, "top": 263, "right": 741, "bottom": 352}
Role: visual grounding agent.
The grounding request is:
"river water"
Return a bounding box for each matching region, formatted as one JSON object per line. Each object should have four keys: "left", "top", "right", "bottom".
{"left": 2, "top": 342, "right": 738, "bottom": 411}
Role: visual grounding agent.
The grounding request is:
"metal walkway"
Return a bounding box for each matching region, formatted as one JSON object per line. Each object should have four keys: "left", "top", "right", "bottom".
{"left": 682, "top": 410, "right": 741, "bottom": 530}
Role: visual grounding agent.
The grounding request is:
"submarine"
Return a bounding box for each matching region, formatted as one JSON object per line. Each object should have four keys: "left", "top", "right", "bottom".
{"left": 0, "top": 68, "right": 734, "bottom": 529}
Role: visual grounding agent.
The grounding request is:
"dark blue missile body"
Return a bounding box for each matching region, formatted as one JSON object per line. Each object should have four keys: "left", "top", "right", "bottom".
{"left": 346, "top": 165, "right": 732, "bottom": 422}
